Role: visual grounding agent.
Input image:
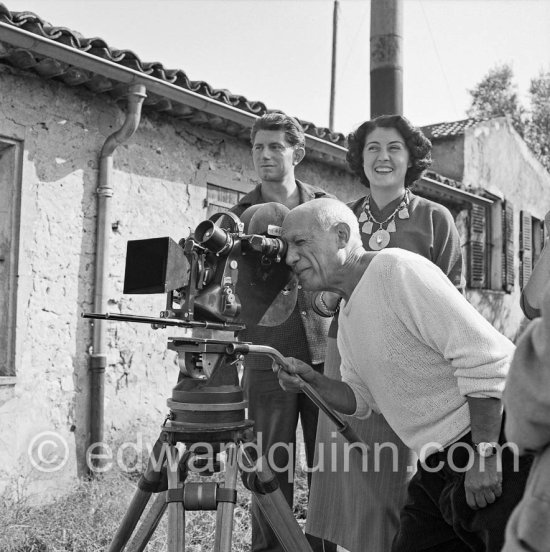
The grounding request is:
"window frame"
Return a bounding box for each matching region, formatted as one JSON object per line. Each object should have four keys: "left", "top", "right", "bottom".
{"left": 195, "top": 166, "right": 255, "bottom": 218}
{"left": 0, "top": 137, "right": 23, "bottom": 384}
{"left": 415, "top": 177, "right": 496, "bottom": 291}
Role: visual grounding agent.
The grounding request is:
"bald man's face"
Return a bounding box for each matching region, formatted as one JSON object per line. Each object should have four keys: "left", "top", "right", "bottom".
{"left": 282, "top": 211, "right": 339, "bottom": 290}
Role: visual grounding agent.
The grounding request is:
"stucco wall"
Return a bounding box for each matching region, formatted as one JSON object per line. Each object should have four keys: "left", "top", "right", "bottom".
{"left": 462, "top": 118, "right": 550, "bottom": 338}
{"left": 430, "top": 135, "right": 465, "bottom": 182}
{"left": 463, "top": 118, "right": 550, "bottom": 217}
{"left": 0, "top": 65, "right": 363, "bottom": 496}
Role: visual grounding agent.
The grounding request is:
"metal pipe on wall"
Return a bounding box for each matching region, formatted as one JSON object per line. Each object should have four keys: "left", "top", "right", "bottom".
{"left": 88, "top": 84, "right": 147, "bottom": 475}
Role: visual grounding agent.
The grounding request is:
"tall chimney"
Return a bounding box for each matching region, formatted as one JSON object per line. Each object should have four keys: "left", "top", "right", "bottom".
{"left": 370, "top": 0, "right": 403, "bottom": 117}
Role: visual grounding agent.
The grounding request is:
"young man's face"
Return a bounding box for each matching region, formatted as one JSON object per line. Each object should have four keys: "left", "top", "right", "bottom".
{"left": 283, "top": 212, "right": 338, "bottom": 291}
{"left": 252, "top": 130, "right": 302, "bottom": 183}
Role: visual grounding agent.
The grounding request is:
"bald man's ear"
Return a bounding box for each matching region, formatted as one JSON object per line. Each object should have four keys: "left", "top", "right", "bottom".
{"left": 334, "top": 222, "right": 351, "bottom": 248}
{"left": 293, "top": 146, "right": 305, "bottom": 166}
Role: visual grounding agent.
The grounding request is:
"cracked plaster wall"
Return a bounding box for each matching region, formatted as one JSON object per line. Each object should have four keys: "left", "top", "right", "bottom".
{"left": 462, "top": 118, "right": 550, "bottom": 337}
{"left": 426, "top": 118, "right": 550, "bottom": 339}
{"left": 0, "top": 65, "right": 362, "bottom": 497}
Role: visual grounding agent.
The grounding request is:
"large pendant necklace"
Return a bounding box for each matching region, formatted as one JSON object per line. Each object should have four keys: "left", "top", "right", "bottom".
{"left": 359, "top": 190, "right": 410, "bottom": 251}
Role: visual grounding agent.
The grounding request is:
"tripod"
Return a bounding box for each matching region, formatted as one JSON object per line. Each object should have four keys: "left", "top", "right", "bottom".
{"left": 83, "top": 210, "right": 366, "bottom": 551}
{"left": 106, "top": 330, "right": 320, "bottom": 552}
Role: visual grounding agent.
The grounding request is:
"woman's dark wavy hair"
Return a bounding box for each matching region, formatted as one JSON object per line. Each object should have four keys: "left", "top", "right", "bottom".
{"left": 346, "top": 114, "right": 432, "bottom": 189}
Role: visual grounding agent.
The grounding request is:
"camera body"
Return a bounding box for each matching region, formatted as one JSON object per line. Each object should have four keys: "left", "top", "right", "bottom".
{"left": 123, "top": 212, "right": 293, "bottom": 328}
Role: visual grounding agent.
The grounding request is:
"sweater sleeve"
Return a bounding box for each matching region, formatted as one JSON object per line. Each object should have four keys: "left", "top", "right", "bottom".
{"left": 504, "top": 292, "right": 550, "bottom": 454}
{"left": 385, "top": 255, "right": 514, "bottom": 399}
{"left": 431, "top": 205, "right": 465, "bottom": 290}
{"left": 504, "top": 320, "right": 550, "bottom": 453}
{"left": 341, "top": 370, "right": 376, "bottom": 420}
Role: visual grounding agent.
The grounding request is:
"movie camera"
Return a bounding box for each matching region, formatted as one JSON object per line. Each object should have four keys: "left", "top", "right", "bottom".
{"left": 83, "top": 203, "right": 362, "bottom": 552}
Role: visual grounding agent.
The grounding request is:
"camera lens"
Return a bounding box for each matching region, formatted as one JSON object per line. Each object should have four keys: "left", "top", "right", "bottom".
{"left": 195, "top": 221, "right": 233, "bottom": 254}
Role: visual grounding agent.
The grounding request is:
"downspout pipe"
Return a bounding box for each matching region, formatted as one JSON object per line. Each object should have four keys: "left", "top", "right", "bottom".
{"left": 88, "top": 84, "right": 147, "bottom": 475}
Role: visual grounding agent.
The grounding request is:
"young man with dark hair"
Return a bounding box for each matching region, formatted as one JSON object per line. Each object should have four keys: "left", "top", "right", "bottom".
{"left": 230, "top": 112, "right": 336, "bottom": 552}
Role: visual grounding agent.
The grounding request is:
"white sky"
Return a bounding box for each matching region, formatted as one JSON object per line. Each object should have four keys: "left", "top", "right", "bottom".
{"left": 5, "top": 0, "right": 550, "bottom": 133}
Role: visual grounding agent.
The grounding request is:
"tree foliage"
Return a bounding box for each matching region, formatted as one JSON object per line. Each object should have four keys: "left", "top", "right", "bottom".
{"left": 525, "top": 71, "right": 550, "bottom": 170}
{"left": 467, "top": 63, "right": 526, "bottom": 136}
{"left": 467, "top": 63, "right": 550, "bottom": 170}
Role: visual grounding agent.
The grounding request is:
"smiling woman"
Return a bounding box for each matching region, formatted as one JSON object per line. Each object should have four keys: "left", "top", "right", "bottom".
{"left": 362, "top": 127, "right": 411, "bottom": 196}
{"left": 306, "top": 114, "right": 466, "bottom": 552}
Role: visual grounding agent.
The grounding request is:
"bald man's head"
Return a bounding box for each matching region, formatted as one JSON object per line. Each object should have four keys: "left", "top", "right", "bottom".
{"left": 283, "top": 198, "right": 362, "bottom": 246}
{"left": 282, "top": 199, "right": 364, "bottom": 290}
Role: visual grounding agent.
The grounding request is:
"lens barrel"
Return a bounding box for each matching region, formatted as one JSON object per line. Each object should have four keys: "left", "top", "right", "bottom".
{"left": 195, "top": 221, "right": 234, "bottom": 254}
{"left": 248, "top": 235, "right": 287, "bottom": 259}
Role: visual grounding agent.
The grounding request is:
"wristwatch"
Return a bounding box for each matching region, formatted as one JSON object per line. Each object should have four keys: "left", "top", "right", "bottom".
{"left": 474, "top": 442, "right": 498, "bottom": 458}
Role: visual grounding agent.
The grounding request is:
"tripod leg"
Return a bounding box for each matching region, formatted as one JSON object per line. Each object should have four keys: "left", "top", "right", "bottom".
{"left": 240, "top": 447, "right": 313, "bottom": 552}
{"left": 214, "top": 443, "right": 239, "bottom": 552}
{"left": 107, "top": 488, "right": 153, "bottom": 552}
{"left": 108, "top": 436, "right": 175, "bottom": 552}
{"left": 125, "top": 492, "right": 168, "bottom": 552}
{"left": 167, "top": 445, "right": 186, "bottom": 552}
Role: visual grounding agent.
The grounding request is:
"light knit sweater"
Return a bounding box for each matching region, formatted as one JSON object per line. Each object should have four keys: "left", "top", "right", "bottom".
{"left": 338, "top": 248, "right": 515, "bottom": 457}
{"left": 503, "top": 308, "right": 550, "bottom": 551}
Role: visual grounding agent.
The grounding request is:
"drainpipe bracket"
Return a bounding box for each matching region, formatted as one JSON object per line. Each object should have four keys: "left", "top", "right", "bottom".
{"left": 96, "top": 186, "right": 114, "bottom": 198}
{"left": 90, "top": 354, "right": 107, "bottom": 372}
{"left": 126, "top": 86, "right": 147, "bottom": 100}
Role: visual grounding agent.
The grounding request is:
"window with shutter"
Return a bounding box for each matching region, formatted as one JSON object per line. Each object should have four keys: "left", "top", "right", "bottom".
{"left": 205, "top": 183, "right": 245, "bottom": 218}
{"left": 520, "top": 210, "right": 533, "bottom": 290}
{"left": 468, "top": 204, "right": 487, "bottom": 288}
{"left": 531, "top": 216, "right": 544, "bottom": 267}
{"left": 195, "top": 167, "right": 255, "bottom": 219}
{"left": 0, "top": 139, "right": 22, "bottom": 380}
{"left": 501, "top": 201, "right": 515, "bottom": 293}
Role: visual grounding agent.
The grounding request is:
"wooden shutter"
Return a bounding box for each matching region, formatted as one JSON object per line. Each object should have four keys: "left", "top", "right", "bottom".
{"left": 468, "top": 204, "right": 486, "bottom": 288}
{"left": 205, "top": 183, "right": 242, "bottom": 218}
{"left": 501, "top": 201, "right": 515, "bottom": 293}
{"left": 532, "top": 217, "right": 544, "bottom": 267}
{"left": 520, "top": 210, "right": 533, "bottom": 290}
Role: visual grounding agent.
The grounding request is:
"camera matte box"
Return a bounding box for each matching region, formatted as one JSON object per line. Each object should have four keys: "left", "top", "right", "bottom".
{"left": 123, "top": 237, "right": 189, "bottom": 294}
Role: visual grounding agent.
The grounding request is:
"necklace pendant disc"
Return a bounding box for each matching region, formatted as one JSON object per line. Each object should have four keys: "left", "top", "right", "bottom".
{"left": 362, "top": 221, "right": 374, "bottom": 234}
{"left": 387, "top": 220, "right": 396, "bottom": 233}
{"left": 369, "top": 229, "right": 390, "bottom": 250}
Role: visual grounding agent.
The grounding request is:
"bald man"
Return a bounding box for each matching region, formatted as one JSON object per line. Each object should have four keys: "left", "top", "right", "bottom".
{"left": 276, "top": 198, "right": 531, "bottom": 552}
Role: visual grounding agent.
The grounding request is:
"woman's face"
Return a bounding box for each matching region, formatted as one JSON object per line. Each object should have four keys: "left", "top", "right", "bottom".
{"left": 362, "top": 126, "right": 411, "bottom": 192}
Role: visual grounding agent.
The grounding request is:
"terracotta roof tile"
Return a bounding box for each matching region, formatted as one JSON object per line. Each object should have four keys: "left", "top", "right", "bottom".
{"left": 0, "top": 2, "right": 346, "bottom": 146}
{"left": 421, "top": 118, "right": 486, "bottom": 140}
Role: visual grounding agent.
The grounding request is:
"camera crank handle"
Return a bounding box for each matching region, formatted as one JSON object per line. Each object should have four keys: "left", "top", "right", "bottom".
{"left": 226, "top": 343, "right": 368, "bottom": 453}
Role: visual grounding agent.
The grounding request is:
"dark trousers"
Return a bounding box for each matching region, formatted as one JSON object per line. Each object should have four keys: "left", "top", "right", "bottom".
{"left": 392, "top": 433, "right": 533, "bottom": 552}
{"left": 243, "top": 364, "right": 337, "bottom": 552}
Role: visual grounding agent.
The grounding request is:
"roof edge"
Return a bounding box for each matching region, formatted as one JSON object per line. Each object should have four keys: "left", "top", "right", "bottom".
{"left": 0, "top": 21, "right": 349, "bottom": 165}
